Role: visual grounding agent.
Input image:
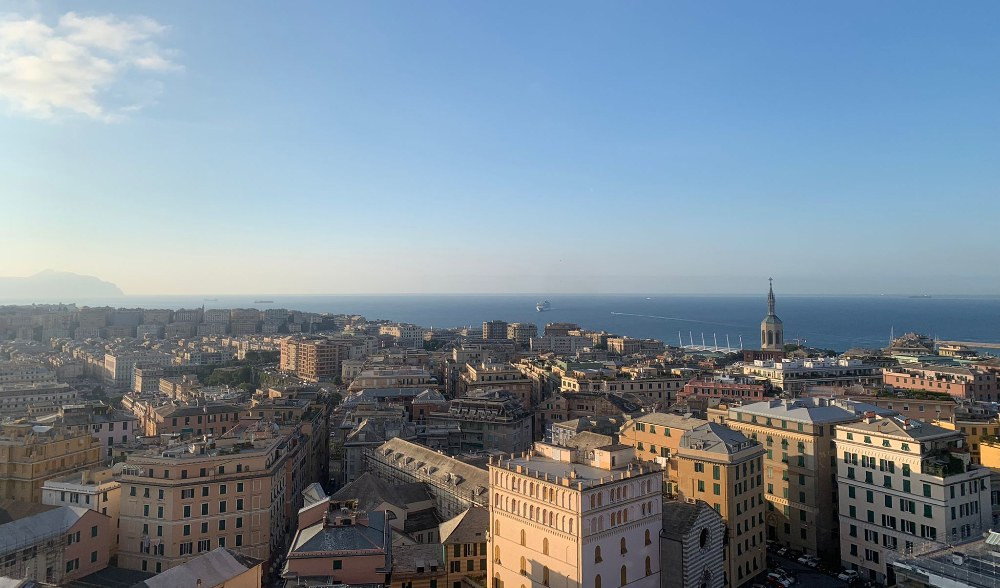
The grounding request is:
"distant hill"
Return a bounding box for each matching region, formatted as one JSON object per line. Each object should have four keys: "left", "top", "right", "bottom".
{"left": 0, "top": 270, "right": 123, "bottom": 301}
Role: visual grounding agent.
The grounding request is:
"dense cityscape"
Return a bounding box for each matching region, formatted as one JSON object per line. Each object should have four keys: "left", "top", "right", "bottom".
{"left": 0, "top": 284, "right": 995, "bottom": 588}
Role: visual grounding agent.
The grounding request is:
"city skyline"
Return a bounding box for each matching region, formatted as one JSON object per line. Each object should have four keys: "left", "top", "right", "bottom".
{"left": 2, "top": 2, "right": 1000, "bottom": 295}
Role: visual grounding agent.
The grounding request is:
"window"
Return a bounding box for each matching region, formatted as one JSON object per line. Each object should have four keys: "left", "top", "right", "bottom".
{"left": 645, "top": 529, "right": 651, "bottom": 546}
{"left": 201, "top": 503, "right": 209, "bottom": 516}
{"left": 184, "top": 505, "right": 191, "bottom": 518}
{"left": 924, "top": 505, "right": 933, "bottom": 518}
{"left": 620, "top": 565, "right": 627, "bottom": 587}
{"left": 620, "top": 537, "right": 627, "bottom": 554}
{"left": 91, "top": 525, "right": 98, "bottom": 538}
{"left": 542, "top": 538, "right": 548, "bottom": 555}
{"left": 333, "top": 560, "right": 342, "bottom": 570}
{"left": 595, "top": 546, "right": 602, "bottom": 563}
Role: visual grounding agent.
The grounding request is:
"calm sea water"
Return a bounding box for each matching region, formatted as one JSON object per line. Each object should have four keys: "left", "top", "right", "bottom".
{"left": 63, "top": 294, "right": 1000, "bottom": 352}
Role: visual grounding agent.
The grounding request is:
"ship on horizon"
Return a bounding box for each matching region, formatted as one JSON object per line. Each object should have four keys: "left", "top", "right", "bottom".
{"left": 536, "top": 300, "right": 551, "bottom": 312}
{"left": 254, "top": 299, "right": 274, "bottom": 304}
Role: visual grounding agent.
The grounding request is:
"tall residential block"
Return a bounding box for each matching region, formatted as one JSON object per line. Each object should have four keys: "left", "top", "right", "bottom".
{"left": 488, "top": 438, "right": 662, "bottom": 588}
{"left": 835, "top": 416, "right": 991, "bottom": 584}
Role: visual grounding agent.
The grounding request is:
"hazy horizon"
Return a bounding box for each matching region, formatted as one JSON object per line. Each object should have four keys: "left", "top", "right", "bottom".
{"left": 2, "top": 2, "right": 999, "bottom": 295}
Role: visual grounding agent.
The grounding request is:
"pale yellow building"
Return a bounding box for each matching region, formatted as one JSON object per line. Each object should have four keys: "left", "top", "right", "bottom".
{"left": 0, "top": 423, "right": 103, "bottom": 503}
{"left": 619, "top": 412, "right": 706, "bottom": 495}
{"left": 674, "top": 422, "right": 766, "bottom": 588}
{"left": 488, "top": 436, "right": 662, "bottom": 588}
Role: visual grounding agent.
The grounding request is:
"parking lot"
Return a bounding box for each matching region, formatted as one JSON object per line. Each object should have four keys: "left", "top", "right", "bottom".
{"left": 764, "top": 551, "right": 851, "bottom": 588}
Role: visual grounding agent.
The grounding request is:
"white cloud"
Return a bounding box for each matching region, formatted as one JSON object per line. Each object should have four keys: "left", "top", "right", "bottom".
{"left": 0, "top": 11, "right": 180, "bottom": 121}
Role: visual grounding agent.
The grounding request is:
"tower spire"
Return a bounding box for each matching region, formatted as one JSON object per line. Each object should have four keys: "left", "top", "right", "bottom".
{"left": 767, "top": 277, "right": 775, "bottom": 315}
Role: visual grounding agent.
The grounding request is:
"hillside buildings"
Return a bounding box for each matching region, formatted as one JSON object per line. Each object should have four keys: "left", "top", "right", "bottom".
{"left": 742, "top": 357, "right": 882, "bottom": 396}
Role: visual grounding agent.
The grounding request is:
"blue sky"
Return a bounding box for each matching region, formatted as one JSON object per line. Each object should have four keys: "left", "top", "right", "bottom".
{"left": 1, "top": 1, "right": 998, "bottom": 295}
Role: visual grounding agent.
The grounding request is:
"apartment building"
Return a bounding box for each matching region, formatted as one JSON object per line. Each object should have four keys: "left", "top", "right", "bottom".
{"left": 366, "top": 438, "right": 489, "bottom": 520}
{"left": 559, "top": 372, "right": 684, "bottom": 408}
{"left": 0, "top": 423, "right": 103, "bottom": 503}
{"left": 711, "top": 398, "right": 894, "bottom": 563}
{"left": 619, "top": 412, "right": 707, "bottom": 494}
{"left": 884, "top": 364, "right": 1000, "bottom": 402}
{"left": 440, "top": 506, "right": 489, "bottom": 587}
{"left": 280, "top": 336, "right": 360, "bottom": 382}
{"left": 117, "top": 424, "right": 293, "bottom": 576}
{"left": 0, "top": 381, "right": 76, "bottom": 417}
{"left": 134, "top": 402, "right": 242, "bottom": 437}
{"left": 0, "top": 361, "right": 57, "bottom": 385}
{"left": 282, "top": 497, "right": 391, "bottom": 587}
{"left": 104, "top": 351, "right": 173, "bottom": 389}
{"left": 0, "top": 502, "right": 113, "bottom": 585}
{"left": 742, "top": 358, "right": 882, "bottom": 395}
{"left": 488, "top": 439, "right": 662, "bottom": 588}
{"left": 680, "top": 378, "right": 767, "bottom": 403}
{"left": 349, "top": 367, "right": 439, "bottom": 392}
{"left": 42, "top": 467, "right": 121, "bottom": 523}
{"left": 835, "top": 416, "right": 992, "bottom": 584}
{"left": 428, "top": 388, "right": 533, "bottom": 454}
{"left": 461, "top": 361, "right": 535, "bottom": 409}
{"left": 537, "top": 392, "right": 642, "bottom": 443}
{"left": 482, "top": 320, "right": 508, "bottom": 341}
{"left": 529, "top": 334, "right": 592, "bottom": 355}
{"left": 506, "top": 322, "right": 538, "bottom": 349}
{"left": 379, "top": 323, "right": 425, "bottom": 349}
{"left": 674, "top": 423, "right": 766, "bottom": 588}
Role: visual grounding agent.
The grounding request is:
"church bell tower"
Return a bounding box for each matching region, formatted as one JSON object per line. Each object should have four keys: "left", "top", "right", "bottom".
{"left": 760, "top": 278, "right": 784, "bottom": 351}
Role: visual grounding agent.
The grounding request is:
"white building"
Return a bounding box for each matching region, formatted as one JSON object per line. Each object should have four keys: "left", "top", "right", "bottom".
{"left": 42, "top": 467, "right": 122, "bottom": 523}
{"left": 835, "top": 415, "right": 992, "bottom": 584}
{"left": 742, "top": 357, "right": 882, "bottom": 395}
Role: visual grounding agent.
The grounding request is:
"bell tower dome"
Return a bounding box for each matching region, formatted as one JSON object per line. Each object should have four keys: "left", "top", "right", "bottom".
{"left": 760, "top": 278, "right": 784, "bottom": 351}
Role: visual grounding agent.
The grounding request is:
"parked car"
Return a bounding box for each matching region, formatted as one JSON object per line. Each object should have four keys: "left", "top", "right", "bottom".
{"left": 802, "top": 555, "right": 820, "bottom": 568}
{"left": 837, "top": 570, "right": 860, "bottom": 582}
{"left": 773, "top": 567, "right": 796, "bottom": 581}
{"left": 770, "top": 570, "right": 795, "bottom": 585}
{"left": 777, "top": 546, "right": 789, "bottom": 556}
{"left": 766, "top": 573, "right": 792, "bottom": 588}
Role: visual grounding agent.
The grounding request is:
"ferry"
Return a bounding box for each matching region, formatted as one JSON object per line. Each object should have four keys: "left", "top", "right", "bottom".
{"left": 536, "top": 300, "right": 551, "bottom": 312}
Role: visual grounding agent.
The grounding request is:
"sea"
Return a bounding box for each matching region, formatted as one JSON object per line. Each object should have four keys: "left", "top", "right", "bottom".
{"left": 57, "top": 294, "right": 1000, "bottom": 353}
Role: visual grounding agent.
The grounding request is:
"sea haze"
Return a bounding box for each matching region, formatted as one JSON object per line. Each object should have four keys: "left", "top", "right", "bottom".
{"left": 56, "top": 294, "right": 1000, "bottom": 353}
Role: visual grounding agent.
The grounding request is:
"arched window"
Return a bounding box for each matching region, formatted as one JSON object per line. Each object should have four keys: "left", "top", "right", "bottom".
{"left": 569, "top": 519, "right": 574, "bottom": 533}
{"left": 494, "top": 573, "right": 502, "bottom": 588}
{"left": 494, "top": 545, "right": 501, "bottom": 564}
{"left": 620, "top": 565, "right": 627, "bottom": 587}
{"left": 767, "top": 330, "right": 774, "bottom": 345}
{"left": 645, "top": 529, "right": 651, "bottom": 545}
{"left": 595, "top": 545, "right": 602, "bottom": 563}
{"left": 620, "top": 537, "right": 627, "bottom": 554}
{"left": 591, "top": 494, "right": 596, "bottom": 509}
{"left": 623, "top": 509, "right": 628, "bottom": 523}
{"left": 520, "top": 556, "right": 526, "bottom": 575}
{"left": 595, "top": 575, "right": 602, "bottom": 588}
{"left": 645, "top": 556, "right": 652, "bottom": 576}
{"left": 494, "top": 520, "right": 500, "bottom": 536}
{"left": 543, "top": 538, "right": 549, "bottom": 555}
{"left": 761, "top": 329, "right": 766, "bottom": 345}
{"left": 543, "top": 567, "right": 550, "bottom": 586}
{"left": 520, "top": 530, "right": 526, "bottom": 546}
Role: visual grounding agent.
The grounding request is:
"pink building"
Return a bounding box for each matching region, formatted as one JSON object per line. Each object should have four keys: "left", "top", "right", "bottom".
{"left": 282, "top": 491, "right": 391, "bottom": 586}
{"left": 679, "top": 378, "right": 767, "bottom": 402}
{"left": 0, "top": 500, "right": 113, "bottom": 584}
